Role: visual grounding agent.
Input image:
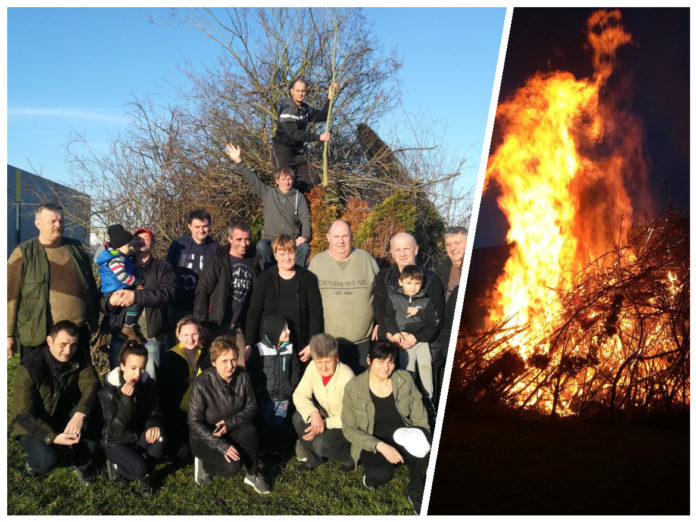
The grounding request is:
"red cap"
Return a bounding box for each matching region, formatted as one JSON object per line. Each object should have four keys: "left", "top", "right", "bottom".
{"left": 133, "top": 227, "right": 154, "bottom": 241}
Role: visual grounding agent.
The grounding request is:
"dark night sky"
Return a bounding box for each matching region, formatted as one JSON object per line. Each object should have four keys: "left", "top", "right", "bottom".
{"left": 475, "top": 8, "right": 690, "bottom": 248}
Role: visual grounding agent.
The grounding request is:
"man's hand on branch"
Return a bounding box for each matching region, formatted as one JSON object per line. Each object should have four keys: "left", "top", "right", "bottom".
{"left": 225, "top": 144, "right": 242, "bottom": 164}
{"left": 328, "top": 82, "right": 338, "bottom": 100}
{"left": 319, "top": 132, "right": 331, "bottom": 142}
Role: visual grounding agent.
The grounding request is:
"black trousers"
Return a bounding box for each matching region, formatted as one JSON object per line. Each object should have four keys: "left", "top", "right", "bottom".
{"left": 104, "top": 429, "right": 164, "bottom": 480}
{"left": 190, "top": 421, "right": 259, "bottom": 476}
{"left": 19, "top": 433, "right": 97, "bottom": 474}
{"left": 271, "top": 145, "right": 319, "bottom": 194}
{"left": 163, "top": 410, "right": 190, "bottom": 460}
{"left": 360, "top": 428, "right": 430, "bottom": 498}
{"left": 291, "top": 411, "right": 352, "bottom": 466}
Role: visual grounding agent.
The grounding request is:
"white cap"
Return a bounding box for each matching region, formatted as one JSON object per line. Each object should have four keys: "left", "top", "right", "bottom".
{"left": 393, "top": 427, "right": 431, "bottom": 458}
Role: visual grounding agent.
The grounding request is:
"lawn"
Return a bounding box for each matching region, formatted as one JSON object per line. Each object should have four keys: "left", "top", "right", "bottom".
{"left": 7, "top": 356, "right": 414, "bottom": 515}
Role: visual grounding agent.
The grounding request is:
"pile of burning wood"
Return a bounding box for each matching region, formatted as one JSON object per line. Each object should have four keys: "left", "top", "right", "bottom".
{"left": 455, "top": 212, "right": 689, "bottom": 417}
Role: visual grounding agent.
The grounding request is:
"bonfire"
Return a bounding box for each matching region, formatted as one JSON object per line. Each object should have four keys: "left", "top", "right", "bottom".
{"left": 455, "top": 10, "right": 690, "bottom": 417}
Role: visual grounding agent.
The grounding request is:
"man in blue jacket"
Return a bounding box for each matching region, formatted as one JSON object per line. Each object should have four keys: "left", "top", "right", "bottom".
{"left": 271, "top": 79, "right": 337, "bottom": 194}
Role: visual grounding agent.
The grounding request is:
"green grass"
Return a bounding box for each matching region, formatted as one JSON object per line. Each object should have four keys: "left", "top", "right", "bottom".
{"left": 7, "top": 356, "right": 414, "bottom": 515}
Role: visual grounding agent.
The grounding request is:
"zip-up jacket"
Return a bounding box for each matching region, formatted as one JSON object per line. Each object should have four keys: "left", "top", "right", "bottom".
{"left": 158, "top": 343, "right": 210, "bottom": 417}
{"left": 98, "top": 367, "right": 163, "bottom": 448}
{"left": 95, "top": 245, "right": 137, "bottom": 293}
{"left": 384, "top": 286, "right": 439, "bottom": 338}
{"left": 100, "top": 256, "right": 176, "bottom": 339}
{"left": 10, "top": 346, "right": 99, "bottom": 443}
{"left": 272, "top": 97, "right": 329, "bottom": 152}
{"left": 341, "top": 369, "right": 430, "bottom": 470}
{"left": 373, "top": 264, "right": 445, "bottom": 343}
{"left": 247, "top": 338, "right": 294, "bottom": 402}
{"left": 193, "top": 245, "right": 261, "bottom": 328}
{"left": 187, "top": 366, "right": 258, "bottom": 454}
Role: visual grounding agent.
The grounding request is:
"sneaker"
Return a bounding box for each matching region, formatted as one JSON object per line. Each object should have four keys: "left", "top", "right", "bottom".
{"left": 194, "top": 457, "right": 212, "bottom": 486}
{"left": 362, "top": 474, "right": 375, "bottom": 490}
{"left": 244, "top": 472, "right": 270, "bottom": 495}
{"left": 339, "top": 459, "right": 354, "bottom": 473}
{"left": 106, "top": 459, "right": 120, "bottom": 482}
{"left": 70, "top": 466, "right": 94, "bottom": 486}
{"left": 407, "top": 493, "right": 423, "bottom": 515}
{"left": 294, "top": 440, "right": 309, "bottom": 462}
{"left": 139, "top": 474, "right": 154, "bottom": 497}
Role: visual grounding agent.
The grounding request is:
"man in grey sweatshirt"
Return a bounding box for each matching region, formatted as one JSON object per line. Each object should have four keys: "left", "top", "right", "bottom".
{"left": 225, "top": 143, "right": 312, "bottom": 271}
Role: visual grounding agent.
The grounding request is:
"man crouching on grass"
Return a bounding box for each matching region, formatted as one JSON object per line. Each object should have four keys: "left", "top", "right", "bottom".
{"left": 10, "top": 320, "right": 100, "bottom": 485}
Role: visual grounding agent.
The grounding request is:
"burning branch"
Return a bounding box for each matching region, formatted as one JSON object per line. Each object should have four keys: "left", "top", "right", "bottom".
{"left": 455, "top": 212, "right": 689, "bottom": 417}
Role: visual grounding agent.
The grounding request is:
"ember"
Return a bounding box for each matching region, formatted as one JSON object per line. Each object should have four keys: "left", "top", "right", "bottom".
{"left": 457, "top": 10, "right": 690, "bottom": 416}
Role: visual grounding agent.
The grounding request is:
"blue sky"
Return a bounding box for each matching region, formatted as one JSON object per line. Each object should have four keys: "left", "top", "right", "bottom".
{"left": 7, "top": 7, "right": 505, "bottom": 198}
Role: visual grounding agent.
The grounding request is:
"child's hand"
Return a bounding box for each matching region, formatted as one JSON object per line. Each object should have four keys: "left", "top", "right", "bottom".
{"left": 406, "top": 306, "right": 420, "bottom": 317}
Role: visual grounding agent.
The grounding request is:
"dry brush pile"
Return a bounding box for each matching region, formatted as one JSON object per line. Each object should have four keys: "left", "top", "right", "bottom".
{"left": 454, "top": 212, "right": 689, "bottom": 417}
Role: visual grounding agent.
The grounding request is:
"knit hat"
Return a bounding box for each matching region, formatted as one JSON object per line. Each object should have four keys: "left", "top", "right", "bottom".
{"left": 261, "top": 314, "right": 288, "bottom": 347}
{"left": 107, "top": 224, "right": 133, "bottom": 249}
{"left": 393, "top": 427, "right": 431, "bottom": 458}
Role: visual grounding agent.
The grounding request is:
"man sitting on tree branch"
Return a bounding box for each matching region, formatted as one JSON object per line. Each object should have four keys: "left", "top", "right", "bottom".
{"left": 271, "top": 79, "right": 337, "bottom": 194}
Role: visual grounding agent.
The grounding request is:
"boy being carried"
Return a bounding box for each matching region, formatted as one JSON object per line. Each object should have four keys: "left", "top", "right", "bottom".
{"left": 96, "top": 224, "right": 144, "bottom": 342}
{"left": 383, "top": 265, "right": 438, "bottom": 401}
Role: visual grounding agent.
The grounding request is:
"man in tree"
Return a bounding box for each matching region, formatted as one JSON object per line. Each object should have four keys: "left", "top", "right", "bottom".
{"left": 193, "top": 223, "right": 260, "bottom": 344}
{"left": 271, "top": 79, "right": 337, "bottom": 194}
{"left": 7, "top": 203, "right": 98, "bottom": 360}
{"left": 10, "top": 320, "right": 100, "bottom": 484}
{"left": 308, "top": 220, "right": 378, "bottom": 374}
{"left": 102, "top": 227, "right": 176, "bottom": 379}
{"left": 166, "top": 209, "right": 219, "bottom": 345}
{"left": 225, "top": 143, "right": 312, "bottom": 270}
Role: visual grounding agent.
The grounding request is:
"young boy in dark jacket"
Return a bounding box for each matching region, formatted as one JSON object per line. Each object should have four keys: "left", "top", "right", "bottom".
{"left": 246, "top": 314, "right": 293, "bottom": 456}
{"left": 383, "top": 265, "right": 439, "bottom": 401}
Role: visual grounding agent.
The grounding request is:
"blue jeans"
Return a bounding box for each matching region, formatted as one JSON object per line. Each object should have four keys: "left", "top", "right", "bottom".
{"left": 256, "top": 239, "right": 310, "bottom": 271}
{"left": 109, "top": 336, "right": 163, "bottom": 380}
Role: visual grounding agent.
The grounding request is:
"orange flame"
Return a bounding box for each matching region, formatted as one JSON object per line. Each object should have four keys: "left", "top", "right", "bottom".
{"left": 479, "top": 10, "right": 684, "bottom": 415}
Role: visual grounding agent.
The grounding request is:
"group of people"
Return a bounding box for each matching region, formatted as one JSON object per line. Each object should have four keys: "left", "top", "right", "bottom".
{"left": 7, "top": 78, "right": 468, "bottom": 514}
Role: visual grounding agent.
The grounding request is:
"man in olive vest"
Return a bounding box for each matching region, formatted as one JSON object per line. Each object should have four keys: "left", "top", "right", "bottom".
{"left": 7, "top": 203, "right": 98, "bottom": 360}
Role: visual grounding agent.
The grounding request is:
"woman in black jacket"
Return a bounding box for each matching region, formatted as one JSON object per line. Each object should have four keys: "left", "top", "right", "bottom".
{"left": 158, "top": 316, "right": 210, "bottom": 460}
{"left": 187, "top": 336, "right": 270, "bottom": 494}
{"left": 99, "top": 341, "right": 164, "bottom": 496}
{"left": 244, "top": 235, "right": 323, "bottom": 383}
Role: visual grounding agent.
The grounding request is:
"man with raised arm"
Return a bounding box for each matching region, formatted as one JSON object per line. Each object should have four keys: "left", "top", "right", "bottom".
{"left": 225, "top": 143, "right": 311, "bottom": 270}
